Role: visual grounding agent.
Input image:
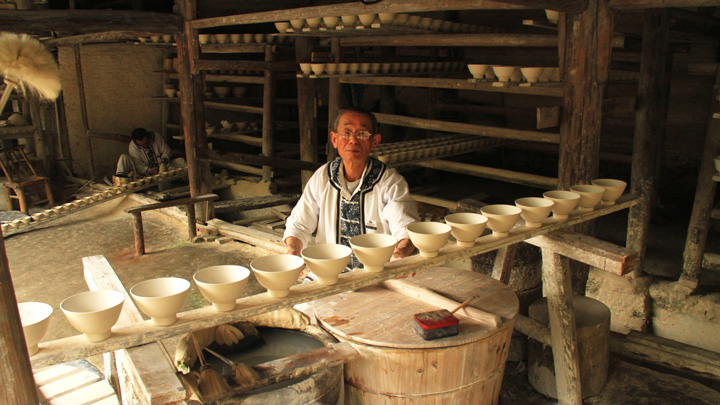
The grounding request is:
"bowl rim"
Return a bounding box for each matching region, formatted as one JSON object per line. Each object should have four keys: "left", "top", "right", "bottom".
{"left": 60, "top": 290, "right": 125, "bottom": 314}
{"left": 17, "top": 302, "right": 53, "bottom": 326}
{"left": 194, "top": 265, "right": 251, "bottom": 285}
{"left": 250, "top": 254, "right": 305, "bottom": 274}
{"left": 349, "top": 233, "right": 398, "bottom": 248}
{"left": 130, "top": 277, "right": 191, "bottom": 299}
{"left": 301, "top": 243, "right": 353, "bottom": 260}
{"left": 543, "top": 190, "right": 581, "bottom": 200}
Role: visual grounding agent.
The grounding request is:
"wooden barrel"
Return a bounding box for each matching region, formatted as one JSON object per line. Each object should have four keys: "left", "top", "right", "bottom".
{"left": 527, "top": 296, "right": 611, "bottom": 399}
{"left": 314, "top": 267, "right": 519, "bottom": 404}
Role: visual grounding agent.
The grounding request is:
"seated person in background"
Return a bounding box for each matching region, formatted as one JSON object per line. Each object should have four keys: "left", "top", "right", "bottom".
{"left": 113, "top": 128, "right": 185, "bottom": 184}
{"left": 283, "top": 107, "right": 419, "bottom": 271}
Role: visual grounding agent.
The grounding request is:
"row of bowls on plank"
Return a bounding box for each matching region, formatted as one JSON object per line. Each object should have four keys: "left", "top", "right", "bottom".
{"left": 277, "top": 14, "right": 495, "bottom": 33}
{"left": 17, "top": 178, "right": 626, "bottom": 356}
{"left": 206, "top": 120, "right": 259, "bottom": 135}
{"left": 198, "top": 33, "right": 291, "bottom": 45}
{"left": 469, "top": 64, "right": 561, "bottom": 83}
{"left": 299, "top": 61, "right": 465, "bottom": 76}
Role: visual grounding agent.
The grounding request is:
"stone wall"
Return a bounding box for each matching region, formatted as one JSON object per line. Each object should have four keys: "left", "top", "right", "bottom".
{"left": 58, "top": 43, "right": 165, "bottom": 179}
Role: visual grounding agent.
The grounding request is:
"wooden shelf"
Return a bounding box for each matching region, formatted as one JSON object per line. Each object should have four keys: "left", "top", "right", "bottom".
{"left": 522, "top": 19, "right": 559, "bottom": 30}
{"left": 338, "top": 76, "right": 563, "bottom": 97}
{"left": 0, "top": 125, "right": 35, "bottom": 139}
{"left": 297, "top": 70, "right": 463, "bottom": 79}
{"left": 28, "top": 195, "right": 640, "bottom": 368}
{"left": 159, "top": 99, "right": 264, "bottom": 114}
{"left": 200, "top": 43, "right": 272, "bottom": 53}
{"left": 282, "top": 22, "right": 430, "bottom": 37}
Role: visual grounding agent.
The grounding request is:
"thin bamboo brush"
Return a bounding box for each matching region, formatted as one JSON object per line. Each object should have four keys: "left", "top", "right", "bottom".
{"left": 191, "top": 335, "right": 231, "bottom": 398}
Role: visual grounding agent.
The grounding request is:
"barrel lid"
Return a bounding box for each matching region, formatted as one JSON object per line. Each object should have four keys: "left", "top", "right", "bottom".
{"left": 313, "top": 267, "right": 519, "bottom": 348}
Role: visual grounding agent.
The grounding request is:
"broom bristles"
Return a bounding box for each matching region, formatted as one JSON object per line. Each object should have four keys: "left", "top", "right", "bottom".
{"left": 198, "top": 364, "right": 231, "bottom": 398}
{"left": 0, "top": 32, "right": 61, "bottom": 101}
{"left": 233, "top": 362, "right": 259, "bottom": 387}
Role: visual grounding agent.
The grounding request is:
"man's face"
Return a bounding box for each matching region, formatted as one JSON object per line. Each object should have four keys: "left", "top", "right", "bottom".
{"left": 330, "top": 111, "right": 381, "bottom": 166}
{"left": 135, "top": 136, "right": 151, "bottom": 148}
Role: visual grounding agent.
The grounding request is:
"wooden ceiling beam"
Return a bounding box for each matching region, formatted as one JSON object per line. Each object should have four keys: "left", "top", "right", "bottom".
{"left": 0, "top": 10, "right": 183, "bottom": 35}
{"left": 610, "top": 0, "right": 720, "bottom": 9}
{"left": 493, "top": 0, "right": 587, "bottom": 12}
{"left": 191, "top": 0, "right": 532, "bottom": 30}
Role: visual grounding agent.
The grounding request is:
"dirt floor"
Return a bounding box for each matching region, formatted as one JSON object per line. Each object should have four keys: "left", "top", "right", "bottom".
{"left": 4, "top": 182, "right": 720, "bottom": 404}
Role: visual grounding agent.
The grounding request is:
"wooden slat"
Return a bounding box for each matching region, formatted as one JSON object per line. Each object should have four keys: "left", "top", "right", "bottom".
{"left": 191, "top": 1, "right": 532, "bottom": 29}
{"left": 87, "top": 131, "right": 131, "bottom": 143}
{"left": 197, "top": 148, "right": 322, "bottom": 172}
{"left": 610, "top": 0, "right": 720, "bottom": 9}
{"left": 47, "top": 380, "right": 117, "bottom": 405}
{"left": 44, "top": 31, "right": 144, "bottom": 47}
{"left": 339, "top": 76, "right": 564, "bottom": 97}
{"left": 413, "top": 159, "right": 559, "bottom": 189}
{"left": 125, "top": 193, "right": 217, "bottom": 214}
{"left": 29, "top": 196, "right": 639, "bottom": 369}
{"left": 38, "top": 370, "right": 101, "bottom": 400}
{"left": 525, "top": 231, "right": 637, "bottom": 275}
{"left": 537, "top": 105, "right": 561, "bottom": 129}
{"left": 0, "top": 10, "right": 183, "bottom": 35}
{"left": 203, "top": 102, "right": 263, "bottom": 114}
{"left": 193, "top": 59, "right": 297, "bottom": 73}
{"left": 687, "top": 63, "right": 717, "bottom": 77}
{"left": 375, "top": 112, "right": 560, "bottom": 143}
{"left": 626, "top": 330, "right": 720, "bottom": 369}
{"left": 340, "top": 33, "right": 560, "bottom": 48}
{"left": 602, "top": 96, "right": 637, "bottom": 116}
{"left": 214, "top": 194, "right": 300, "bottom": 214}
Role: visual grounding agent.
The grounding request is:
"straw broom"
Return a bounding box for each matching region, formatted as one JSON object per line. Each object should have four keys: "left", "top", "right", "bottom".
{"left": 0, "top": 32, "right": 61, "bottom": 113}
{"left": 191, "top": 334, "right": 231, "bottom": 398}
{"left": 204, "top": 346, "right": 259, "bottom": 387}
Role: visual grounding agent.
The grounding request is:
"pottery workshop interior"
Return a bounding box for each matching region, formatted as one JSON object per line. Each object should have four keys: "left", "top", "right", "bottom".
{"left": 2, "top": 0, "right": 720, "bottom": 404}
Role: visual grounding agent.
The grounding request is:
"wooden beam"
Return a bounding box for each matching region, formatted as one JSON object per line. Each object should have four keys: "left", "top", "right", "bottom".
{"left": 29, "top": 196, "right": 640, "bottom": 368}
{"left": 494, "top": 0, "right": 587, "bottom": 10}
{"left": 602, "top": 96, "right": 636, "bottom": 116}
{"left": 340, "top": 34, "right": 561, "bottom": 48}
{"left": 191, "top": 1, "right": 533, "bottom": 29}
{"left": 542, "top": 249, "right": 583, "bottom": 405}
{"left": 687, "top": 63, "right": 717, "bottom": 77}
{"left": 87, "top": 131, "right": 131, "bottom": 143}
{"left": 374, "top": 112, "right": 560, "bottom": 143}
{"left": 526, "top": 231, "right": 637, "bottom": 276}
{"left": 610, "top": 0, "right": 720, "bottom": 9}
{"left": 203, "top": 102, "right": 263, "bottom": 115}
{"left": 339, "top": 76, "right": 564, "bottom": 97}
{"left": 262, "top": 45, "right": 277, "bottom": 182}
{"left": 0, "top": 231, "right": 39, "bottom": 403}
{"left": 214, "top": 194, "right": 300, "bottom": 214}
{"left": 414, "top": 159, "right": 559, "bottom": 189}
{"left": 627, "top": 10, "right": 672, "bottom": 279}
{"left": 669, "top": 8, "right": 720, "bottom": 39}
{"left": 197, "top": 147, "right": 322, "bottom": 172}
{"left": 0, "top": 10, "right": 183, "bottom": 35}
{"left": 296, "top": 37, "right": 318, "bottom": 188}
{"left": 193, "top": 59, "right": 297, "bottom": 74}
{"left": 44, "top": 31, "right": 145, "bottom": 47}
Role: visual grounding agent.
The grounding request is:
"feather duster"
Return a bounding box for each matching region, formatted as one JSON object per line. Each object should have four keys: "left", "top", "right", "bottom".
{"left": 0, "top": 32, "right": 61, "bottom": 101}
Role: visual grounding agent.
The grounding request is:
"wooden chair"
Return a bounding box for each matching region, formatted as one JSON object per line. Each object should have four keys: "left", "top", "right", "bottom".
{"left": 0, "top": 145, "right": 54, "bottom": 213}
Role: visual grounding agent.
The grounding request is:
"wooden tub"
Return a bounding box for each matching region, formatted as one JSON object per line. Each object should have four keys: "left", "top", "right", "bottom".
{"left": 314, "top": 267, "right": 519, "bottom": 404}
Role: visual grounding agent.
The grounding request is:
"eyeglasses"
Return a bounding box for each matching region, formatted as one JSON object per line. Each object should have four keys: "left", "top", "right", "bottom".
{"left": 338, "top": 130, "right": 373, "bottom": 140}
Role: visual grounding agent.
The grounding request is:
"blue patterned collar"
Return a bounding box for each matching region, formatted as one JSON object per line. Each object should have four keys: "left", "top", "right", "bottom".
{"left": 329, "top": 157, "right": 386, "bottom": 193}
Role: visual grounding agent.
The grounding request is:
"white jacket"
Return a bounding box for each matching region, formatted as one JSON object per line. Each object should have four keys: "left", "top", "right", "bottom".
{"left": 284, "top": 157, "right": 419, "bottom": 248}
{"left": 128, "top": 132, "right": 171, "bottom": 176}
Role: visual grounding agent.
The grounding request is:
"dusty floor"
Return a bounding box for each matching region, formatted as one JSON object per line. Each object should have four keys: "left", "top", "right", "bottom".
{"left": 4, "top": 183, "right": 720, "bottom": 404}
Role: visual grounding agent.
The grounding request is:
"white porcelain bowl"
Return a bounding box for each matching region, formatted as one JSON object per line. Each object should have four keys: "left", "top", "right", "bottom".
{"left": 545, "top": 9, "right": 559, "bottom": 23}
{"left": 591, "top": 179, "right": 627, "bottom": 205}
{"left": 543, "top": 190, "right": 581, "bottom": 220}
{"left": 193, "top": 265, "right": 250, "bottom": 312}
{"left": 250, "top": 254, "right": 305, "bottom": 298}
{"left": 341, "top": 15, "right": 358, "bottom": 27}
{"left": 358, "top": 13, "right": 377, "bottom": 26}
{"left": 444, "top": 213, "right": 488, "bottom": 247}
{"left": 493, "top": 66, "right": 516, "bottom": 82}
{"left": 480, "top": 204, "right": 522, "bottom": 237}
{"left": 299, "top": 63, "right": 312, "bottom": 75}
{"left": 515, "top": 197, "right": 555, "bottom": 228}
{"left": 306, "top": 17, "right": 322, "bottom": 28}
{"left": 290, "top": 18, "right": 305, "bottom": 29}
{"left": 17, "top": 302, "right": 53, "bottom": 355}
{"left": 378, "top": 12, "right": 397, "bottom": 24}
{"left": 310, "top": 63, "right": 325, "bottom": 75}
{"left": 570, "top": 184, "right": 606, "bottom": 212}
{"left": 349, "top": 234, "right": 398, "bottom": 273}
{"left": 323, "top": 16, "right": 340, "bottom": 28}
{"left": 275, "top": 21, "right": 291, "bottom": 33}
{"left": 467, "top": 64, "right": 489, "bottom": 79}
{"left": 130, "top": 277, "right": 190, "bottom": 326}
{"left": 61, "top": 291, "right": 125, "bottom": 342}
{"left": 407, "top": 222, "right": 452, "bottom": 258}
{"left": 301, "top": 244, "right": 352, "bottom": 285}
{"left": 520, "top": 67, "right": 543, "bottom": 83}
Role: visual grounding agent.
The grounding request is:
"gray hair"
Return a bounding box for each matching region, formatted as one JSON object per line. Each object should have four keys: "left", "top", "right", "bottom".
{"left": 332, "top": 107, "right": 379, "bottom": 134}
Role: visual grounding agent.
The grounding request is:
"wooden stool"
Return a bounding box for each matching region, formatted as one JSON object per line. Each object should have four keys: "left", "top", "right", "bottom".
{"left": 527, "top": 296, "right": 611, "bottom": 399}
{"left": 0, "top": 145, "right": 54, "bottom": 213}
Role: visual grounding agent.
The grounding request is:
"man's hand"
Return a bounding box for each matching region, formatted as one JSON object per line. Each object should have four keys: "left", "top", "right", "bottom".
{"left": 148, "top": 167, "right": 159, "bottom": 175}
{"left": 285, "top": 236, "right": 303, "bottom": 256}
{"left": 392, "top": 238, "right": 415, "bottom": 259}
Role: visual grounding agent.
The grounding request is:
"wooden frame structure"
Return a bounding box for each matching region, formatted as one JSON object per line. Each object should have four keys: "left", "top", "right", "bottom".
{"left": 0, "top": 0, "right": 718, "bottom": 403}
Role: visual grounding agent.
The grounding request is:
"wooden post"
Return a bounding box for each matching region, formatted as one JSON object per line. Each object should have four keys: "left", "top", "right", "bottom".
{"left": 187, "top": 202, "right": 196, "bottom": 240}
{"left": 679, "top": 64, "right": 720, "bottom": 292}
{"left": 296, "top": 37, "right": 318, "bottom": 188}
{"left": 262, "top": 45, "right": 277, "bottom": 183}
{"left": 29, "top": 96, "right": 47, "bottom": 168}
{"left": 73, "top": 45, "right": 95, "bottom": 178}
{"left": 558, "top": 0, "right": 615, "bottom": 294}
{"left": 542, "top": 249, "right": 583, "bottom": 405}
{"left": 626, "top": 10, "right": 671, "bottom": 277}
{"left": 177, "top": 0, "right": 212, "bottom": 218}
{"left": 327, "top": 38, "right": 341, "bottom": 162}
{"left": 491, "top": 244, "right": 518, "bottom": 285}
{"left": 0, "top": 231, "right": 40, "bottom": 404}
{"left": 131, "top": 212, "right": 145, "bottom": 256}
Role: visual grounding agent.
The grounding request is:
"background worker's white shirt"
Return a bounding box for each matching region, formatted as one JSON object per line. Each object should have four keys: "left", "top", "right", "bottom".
{"left": 128, "top": 132, "right": 171, "bottom": 176}
{"left": 284, "top": 158, "right": 419, "bottom": 248}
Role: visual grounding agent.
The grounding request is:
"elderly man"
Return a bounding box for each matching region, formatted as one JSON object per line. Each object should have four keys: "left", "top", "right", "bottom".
{"left": 284, "top": 107, "right": 418, "bottom": 270}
